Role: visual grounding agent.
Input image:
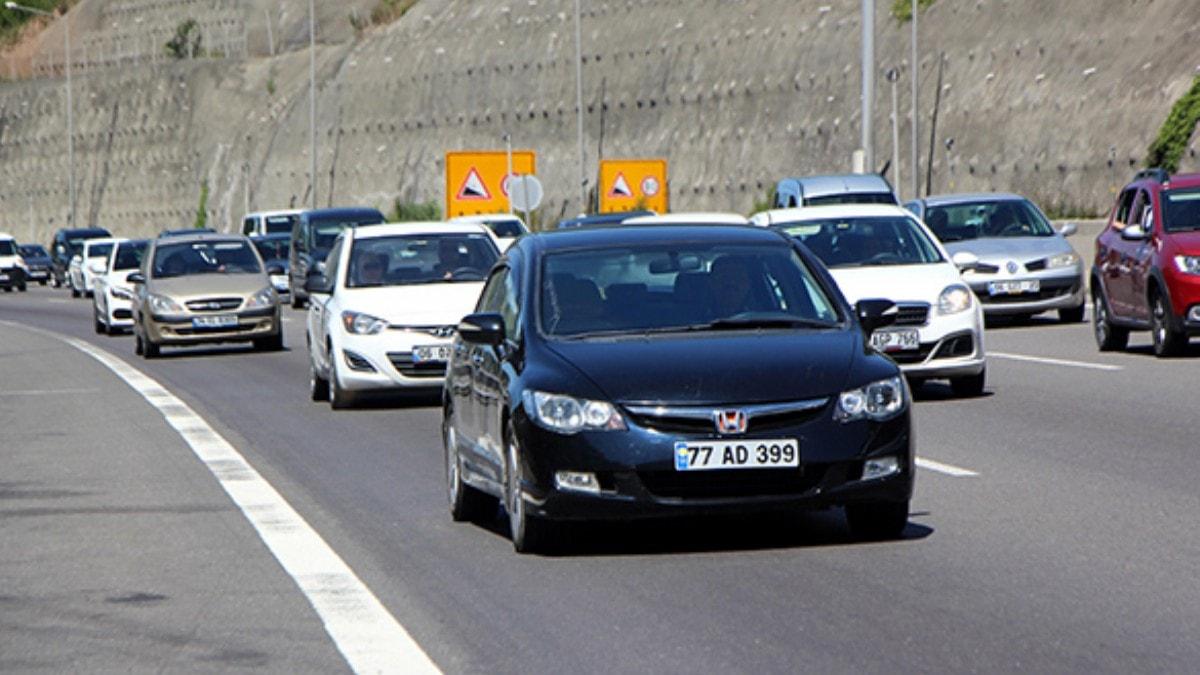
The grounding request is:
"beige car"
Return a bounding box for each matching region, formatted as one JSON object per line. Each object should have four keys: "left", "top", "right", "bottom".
{"left": 130, "top": 233, "right": 283, "bottom": 358}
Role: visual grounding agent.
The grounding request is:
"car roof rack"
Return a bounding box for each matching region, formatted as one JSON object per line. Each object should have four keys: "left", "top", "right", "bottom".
{"left": 1134, "top": 167, "right": 1170, "bottom": 183}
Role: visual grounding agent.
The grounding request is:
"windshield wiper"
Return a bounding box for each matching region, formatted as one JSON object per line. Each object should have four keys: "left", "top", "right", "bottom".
{"left": 703, "top": 315, "right": 836, "bottom": 330}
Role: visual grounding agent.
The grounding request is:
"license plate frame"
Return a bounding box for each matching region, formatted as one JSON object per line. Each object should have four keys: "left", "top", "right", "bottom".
{"left": 191, "top": 314, "right": 239, "bottom": 330}
{"left": 988, "top": 279, "right": 1040, "bottom": 296}
{"left": 870, "top": 328, "right": 920, "bottom": 353}
{"left": 412, "top": 344, "right": 452, "bottom": 364}
{"left": 674, "top": 439, "right": 800, "bottom": 471}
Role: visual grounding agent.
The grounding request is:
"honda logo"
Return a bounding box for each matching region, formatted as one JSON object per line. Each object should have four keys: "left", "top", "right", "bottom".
{"left": 713, "top": 409, "right": 748, "bottom": 435}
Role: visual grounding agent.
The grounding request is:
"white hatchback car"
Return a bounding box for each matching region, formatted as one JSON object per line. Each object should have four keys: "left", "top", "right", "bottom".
{"left": 70, "top": 237, "right": 119, "bottom": 298}
{"left": 93, "top": 238, "right": 147, "bottom": 335}
{"left": 305, "top": 222, "right": 502, "bottom": 408}
{"left": 753, "top": 204, "right": 987, "bottom": 395}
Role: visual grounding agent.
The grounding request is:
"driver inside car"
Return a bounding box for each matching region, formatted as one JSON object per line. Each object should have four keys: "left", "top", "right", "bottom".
{"left": 709, "top": 255, "right": 755, "bottom": 317}
{"left": 355, "top": 251, "right": 388, "bottom": 285}
{"left": 435, "top": 239, "right": 471, "bottom": 280}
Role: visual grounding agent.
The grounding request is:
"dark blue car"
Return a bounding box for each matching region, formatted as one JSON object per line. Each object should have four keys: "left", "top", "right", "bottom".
{"left": 443, "top": 224, "right": 914, "bottom": 552}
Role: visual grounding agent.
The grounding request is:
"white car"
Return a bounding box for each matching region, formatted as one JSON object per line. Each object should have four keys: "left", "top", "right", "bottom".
{"left": 0, "top": 233, "right": 29, "bottom": 292}
{"left": 753, "top": 204, "right": 987, "bottom": 395}
{"left": 450, "top": 214, "right": 528, "bottom": 250}
{"left": 624, "top": 212, "right": 750, "bottom": 226}
{"left": 93, "top": 238, "right": 147, "bottom": 335}
{"left": 306, "top": 222, "right": 502, "bottom": 408}
{"left": 70, "top": 237, "right": 119, "bottom": 298}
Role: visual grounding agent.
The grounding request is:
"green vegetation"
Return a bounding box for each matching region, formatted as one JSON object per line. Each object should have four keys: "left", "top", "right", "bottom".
{"left": 164, "top": 18, "right": 203, "bottom": 59}
{"left": 0, "top": 1, "right": 71, "bottom": 50}
{"left": 193, "top": 181, "right": 209, "bottom": 229}
{"left": 1146, "top": 74, "right": 1200, "bottom": 173}
{"left": 751, "top": 185, "right": 777, "bottom": 215}
{"left": 891, "top": 0, "right": 936, "bottom": 22}
{"left": 370, "top": 0, "right": 419, "bottom": 26}
{"left": 389, "top": 198, "right": 440, "bottom": 222}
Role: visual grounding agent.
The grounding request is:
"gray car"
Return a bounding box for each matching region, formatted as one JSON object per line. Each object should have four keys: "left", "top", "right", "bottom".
{"left": 906, "top": 193, "right": 1086, "bottom": 322}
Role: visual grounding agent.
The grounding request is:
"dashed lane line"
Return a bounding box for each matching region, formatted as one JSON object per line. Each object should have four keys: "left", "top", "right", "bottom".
{"left": 989, "top": 351, "right": 1123, "bottom": 372}
{"left": 916, "top": 457, "right": 979, "bottom": 478}
{"left": 0, "top": 321, "right": 440, "bottom": 675}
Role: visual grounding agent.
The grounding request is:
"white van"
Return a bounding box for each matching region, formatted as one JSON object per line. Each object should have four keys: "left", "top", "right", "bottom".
{"left": 241, "top": 210, "right": 301, "bottom": 237}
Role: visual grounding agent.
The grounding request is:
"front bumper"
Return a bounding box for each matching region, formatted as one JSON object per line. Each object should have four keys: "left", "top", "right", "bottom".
{"left": 510, "top": 406, "right": 914, "bottom": 521}
{"left": 878, "top": 303, "right": 986, "bottom": 379}
{"left": 145, "top": 307, "right": 280, "bottom": 345}
{"left": 333, "top": 330, "right": 452, "bottom": 392}
{"left": 0, "top": 267, "right": 23, "bottom": 287}
{"left": 24, "top": 267, "right": 49, "bottom": 281}
{"left": 105, "top": 295, "right": 135, "bottom": 328}
{"left": 963, "top": 268, "right": 1085, "bottom": 315}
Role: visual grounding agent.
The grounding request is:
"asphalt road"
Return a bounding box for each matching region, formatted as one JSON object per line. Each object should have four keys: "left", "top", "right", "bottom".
{"left": 2, "top": 283, "right": 1199, "bottom": 673}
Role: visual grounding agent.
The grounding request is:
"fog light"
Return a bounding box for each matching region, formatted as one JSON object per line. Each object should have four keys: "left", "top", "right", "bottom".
{"left": 1189, "top": 306, "right": 1200, "bottom": 322}
{"left": 554, "top": 471, "right": 600, "bottom": 495}
{"left": 862, "top": 456, "right": 900, "bottom": 481}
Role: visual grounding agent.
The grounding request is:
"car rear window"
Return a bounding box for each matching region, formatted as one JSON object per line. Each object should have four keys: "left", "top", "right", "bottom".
{"left": 347, "top": 234, "right": 498, "bottom": 287}
{"left": 0, "top": 240, "right": 16, "bottom": 256}
{"left": 1161, "top": 188, "right": 1200, "bottom": 232}
{"left": 87, "top": 243, "right": 114, "bottom": 259}
{"left": 805, "top": 192, "right": 897, "bottom": 206}
{"left": 265, "top": 214, "right": 297, "bottom": 234}
{"left": 113, "top": 241, "right": 148, "bottom": 271}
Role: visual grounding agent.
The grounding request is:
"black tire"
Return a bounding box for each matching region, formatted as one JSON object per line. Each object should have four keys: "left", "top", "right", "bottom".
{"left": 70, "top": 286, "right": 80, "bottom": 298}
{"left": 1092, "top": 292, "right": 1128, "bottom": 352}
{"left": 38, "top": 280, "right": 47, "bottom": 286}
{"left": 505, "top": 425, "right": 553, "bottom": 554}
{"left": 50, "top": 276, "right": 60, "bottom": 289}
{"left": 105, "top": 321, "right": 119, "bottom": 337}
{"left": 134, "top": 331, "right": 144, "bottom": 356}
{"left": 950, "top": 368, "right": 986, "bottom": 398}
{"left": 846, "top": 501, "right": 909, "bottom": 541}
{"left": 93, "top": 315, "right": 104, "bottom": 334}
{"left": 17, "top": 283, "right": 26, "bottom": 292}
{"left": 327, "top": 350, "right": 355, "bottom": 409}
{"left": 2, "top": 286, "right": 11, "bottom": 293}
{"left": 142, "top": 335, "right": 160, "bottom": 359}
{"left": 1059, "top": 304, "right": 1085, "bottom": 323}
{"left": 291, "top": 291, "right": 305, "bottom": 310}
{"left": 253, "top": 332, "right": 285, "bottom": 351}
{"left": 1151, "top": 292, "right": 1187, "bottom": 358}
{"left": 445, "top": 417, "right": 495, "bottom": 522}
{"left": 309, "top": 357, "right": 329, "bottom": 402}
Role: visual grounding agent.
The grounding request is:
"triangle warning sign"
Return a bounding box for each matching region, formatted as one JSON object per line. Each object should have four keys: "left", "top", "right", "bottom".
{"left": 457, "top": 168, "right": 491, "bottom": 200}
{"left": 608, "top": 172, "right": 633, "bottom": 198}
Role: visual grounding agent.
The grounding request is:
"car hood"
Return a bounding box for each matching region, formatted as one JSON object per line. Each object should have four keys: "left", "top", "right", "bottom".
{"left": 149, "top": 273, "right": 271, "bottom": 299}
{"left": 943, "top": 236, "right": 1073, "bottom": 263}
{"left": 544, "top": 330, "right": 859, "bottom": 405}
{"left": 340, "top": 282, "right": 483, "bottom": 326}
{"left": 830, "top": 263, "right": 964, "bottom": 305}
{"left": 1167, "top": 230, "right": 1200, "bottom": 253}
{"left": 22, "top": 256, "right": 51, "bottom": 266}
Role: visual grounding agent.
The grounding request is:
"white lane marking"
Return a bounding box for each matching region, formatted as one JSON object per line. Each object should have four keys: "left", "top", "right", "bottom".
{"left": 989, "top": 351, "right": 1123, "bottom": 372}
{"left": 0, "top": 322, "right": 439, "bottom": 674}
{"left": 0, "top": 388, "right": 100, "bottom": 396}
{"left": 46, "top": 299, "right": 69, "bottom": 304}
{"left": 916, "top": 457, "right": 979, "bottom": 477}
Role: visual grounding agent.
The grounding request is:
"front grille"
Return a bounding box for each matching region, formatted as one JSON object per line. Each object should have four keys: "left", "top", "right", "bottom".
{"left": 931, "top": 333, "right": 974, "bottom": 359}
{"left": 186, "top": 297, "right": 243, "bottom": 312}
{"left": 888, "top": 344, "right": 935, "bottom": 364}
{"left": 639, "top": 465, "right": 827, "bottom": 499}
{"left": 174, "top": 324, "right": 256, "bottom": 336}
{"left": 975, "top": 263, "right": 1001, "bottom": 274}
{"left": 894, "top": 303, "right": 930, "bottom": 327}
{"left": 113, "top": 309, "right": 133, "bottom": 320}
{"left": 386, "top": 352, "right": 447, "bottom": 378}
{"left": 623, "top": 399, "right": 827, "bottom": 435}
{"left": 388, "top": 325, "right": 457, "bottom": 339}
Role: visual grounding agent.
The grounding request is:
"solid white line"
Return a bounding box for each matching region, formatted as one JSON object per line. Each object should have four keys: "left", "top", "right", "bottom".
{"left": 0, "top": 322, "right": 439, "bottom": 674}
{"left": 989, "top": 351, "right": 1123, "bottom": 372}
{"left": 916, "top": 457, "right": 979, "bottom": 478}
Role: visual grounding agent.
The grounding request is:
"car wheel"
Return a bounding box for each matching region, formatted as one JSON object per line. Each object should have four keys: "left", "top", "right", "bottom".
{"left": 950, "top": 368, "right": 986, "bottom": 398}
{"left": 1151, "top": 292, "right": 1187, "bottom": 358}
{"left": 142, "top": 332, "right": 160, "bottom": 359}
{"left": 291, "top": 293, "right": 305, "bottom": 310}
{"left": 254, "top": 333, "right": 285, "bottom": 351}
{"left": 134, "top": 331, "right": 144, "bottom": 356}
{"left": 38, "top": 280, "right": 47, "bottom": 286}
{"left": 70, "top": 285, "right": 80, "bottom": 298}
{"left": 93, "top": 315, "right": 104, "bottom": 335}
{"left": 2, "top": 286, "right": 10, "bottom": 293}
{"left": 445, "top": 417, "right": 495, "bottom": 522}
{"left": 17, "top": 282, "right": 26, "bottom": 292}
{"left": 845, "top": 500, "right": 909, "bottom": 540}
{"left": 308, "top": 356, "right": 329, "bottom": 402}
{"left": 327, "top": 349, "right": 355, "bottom": 409}
{"left": 50, "top": 276, "right": 59, "bottom": 288}
{"left": 1059, "top": 304, "right": 1085, "bottom": 323}
{"left": 1092, "top": 293, "right": 1128, "bottom": 352}
{"left": 505, "top": 425, "right": 552, "bottom": 554}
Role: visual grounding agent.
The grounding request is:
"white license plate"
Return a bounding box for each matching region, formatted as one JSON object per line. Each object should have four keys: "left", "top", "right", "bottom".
{"left": 870, "top": 328, "right": 920, "bottom": 353}
{"left": 988, "top": 279, "right": 1040, "bottom": 296}
{"left": 674, "top": 439, "right": 799, "bottom": 471}
{"left": 412, "top": 345, "right": 451, "bottom": 364}
{"left": 192, "top": 314, "right": 239, "bottom": 329}
{"left": 0, "top": 274, "right": 8, "bottom": 281}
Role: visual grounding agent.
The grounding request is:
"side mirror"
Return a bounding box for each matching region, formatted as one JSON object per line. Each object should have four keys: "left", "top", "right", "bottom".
{"left": 55, "top": 244, "right": 65, "bottom": 256}
{"left": 855, "top": 299, "right": 898, "bottom": 337}
{"left": 266, "top": 263, "right": 285, "bottom": 276}
{"left": 127, "top": 272, "right": 145, "bottom": 285}
{"left": 304, "top": 269, "right": 332, "bottom": 295}
{"left": 457, "top": 312, "right": 506, "bottom": 346}
{"left": 951, "top": 251, "right": 980, "bottom": 272}
{"left": 1120, "top": 224, "right": 1148, "bottom": 241}
{"left": 1058, "top": 222, "right": 1078, "bottom": 237}
{"left": 71, "top": 254, "right": 82, "bottom": 265}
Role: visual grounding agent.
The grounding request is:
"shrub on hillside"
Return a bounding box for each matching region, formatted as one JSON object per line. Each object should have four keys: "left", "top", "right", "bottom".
{"left": 371, "top": 0, "right": 419, "bottom": 26}
{"left": 1146, "top": 75, "right": 1200, "bottom": 174}
{"left": 891, "top": 0, "right": 936, "bottom": 22}
{"left": 390, "top": 199, "right": 440, "bottom": 222}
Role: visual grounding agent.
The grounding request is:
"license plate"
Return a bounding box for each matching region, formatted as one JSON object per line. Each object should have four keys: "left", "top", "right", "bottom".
{"left": 192, "top": 314, "right": 239, "bottom": 329}
{"left": 988, "top": 279, "right": 1040, "bottom": 296}
{"left": 0, "top": 274, "right": 7, "bottom": 281}
{"left": 870, "top": 328, "right": 920, "bottom": 353}
{"left": 29, "top": 271, "right": 47, "bottom": 278}
{"left": 674, "top": 439, "right": 799, "bottom": 471}
{"left": 412, "top": 344, "right": 451, "bottom": 364}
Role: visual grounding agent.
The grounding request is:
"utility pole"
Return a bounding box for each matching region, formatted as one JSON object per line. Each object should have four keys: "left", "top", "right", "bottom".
{"left": 925, "top": 53, "right": 945, "bottom": 198}
{"left": 861, "top": 0, "right": 875, "bottom": 171}
{"left": 308, "top": 0, "right": 317, "bottom": 210}
{"left": 573, "top": 0, "right": 586, "bottom": 214}
{"left": 505, "top": 133, "right": 514, "bottom": 216}
{"left": 887, "top": 68, "right": 900, "bottom": 195}
{"left": 910, "top": 0, "right": 919, "bottom": 199}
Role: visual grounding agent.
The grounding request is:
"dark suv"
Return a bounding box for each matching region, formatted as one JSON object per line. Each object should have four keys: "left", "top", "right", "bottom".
{"left": 1092, "top": 169, "right": 1200, "bottom": 356}
{"left": 48, "top": 227, "right": 111, "bottom": 287}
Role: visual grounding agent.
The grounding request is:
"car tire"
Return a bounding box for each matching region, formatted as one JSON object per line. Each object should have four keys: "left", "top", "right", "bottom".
{"left": 445, "top": 418, "right": 495, "bottom": 522}
{"left": 1092, "top": 293, "right": 1129, "bottom": 352}
{"left": 506, "top": 425, "right": 553, "bottom": 554}
{"left": 142, "top": 334, "right": 160, "bottom": 359}
{"left": 17, "top": 282, "right": 26, "bottom": 292}
{"left": 254, "top": 333, "right": 285, "bottom": 351}
{"left": 1059, "top": 304, "right": 1085, "bottom": 323}
{"left": 105, "top": 322, "right": 119, "bottom": 336}
{"left": 93, "top": 315, "right": 104, "bottom": 334}
{"left": 50, "top": 276, "right": 59, "bottom": 289}
{"left": 846, "top": 500, "right": 909, "bottom": 540}
{"left": 291, "top": 292, "right": 305, "bottom": 310}
{"left": 2, "top": 286, "right": 10, "bottom": 293}
{"left": 134, "top": 331, "right": 144, "bottom": 356}
{"left": 327, "top": 350, "right": 355, "bottom": 409}
{"left": 1151, "top": 292, "right": 1187, "bottom": 358}
{"left": 38, "top": 280, "right": 47, "bottom": 286}
{"left": 950, "top": 368, "right": 986, "bottom": 398}
{"left": 70, "top": 286, "right": 80, "bottom": 298}
{"left": 309, "top": 356, "right": 329, "bottom": 402}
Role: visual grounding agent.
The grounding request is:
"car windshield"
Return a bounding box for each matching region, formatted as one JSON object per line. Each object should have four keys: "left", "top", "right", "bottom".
{"left": 87, "top": 243, "right": 114, "bottom": 259}
{"left": 0, "top": 240, "right": 16, "bottom": 256}
{"left": 265, "top": 214, "right": 297, "bottom": 235}
{"left": 309, "top": 215, "right": 384, "bottom": 258}
{"left": 113, "top": 241, "right": 148, "bottom": 271}
{"left": 152, "top": 240, "right": 262, "bottom": 278}
{"left": 924, "top": 199, "right": 1055, "bottom": 241}
{"left": 482, "top": 219, "right": 526, "bottom": 238}
{"left": 19, "top": 245, "right": 47, "bottom": 257}
{"left": 1161, "top": 188, "right": 1200, "bottom": 232}
{"left": 347, "top": 233, "right": 499, "bottom": 287}
{"left": 804, "top": 192, "right": 897, "bottom": 206}
{"left": 540, "top": 243, "right": 840, "bottom": 338}
{"left": 774, "top": 215, "right": 943, "bottom": 268}
{"left": 253, "top": 237, "right": 290, "bottom": 261}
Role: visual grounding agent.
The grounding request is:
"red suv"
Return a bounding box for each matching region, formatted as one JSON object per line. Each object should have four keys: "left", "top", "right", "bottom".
{"left": 1092, "top": 169, "right": 1200, "bottom": 356}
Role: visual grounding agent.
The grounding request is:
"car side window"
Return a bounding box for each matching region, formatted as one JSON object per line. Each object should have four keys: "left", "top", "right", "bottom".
{"left": 1126, "top": 190, "right": 1149, "bottom": 231}
{"left": 1114, "top": 188, "right": 1136, "bottom": 229}
{"left": 477, "top": 267, "right": 507, "bottom": 314}
{"left": 324, "top": 237, "right": 345, "bottom": 287}
{"left": 242, "top": 217, "right": 254, "bottom": 236}
{"left": 499, "top": 268, "right": 522, "bottom": 342}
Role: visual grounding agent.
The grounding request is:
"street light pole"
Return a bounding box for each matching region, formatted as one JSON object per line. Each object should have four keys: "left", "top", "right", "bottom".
{"left": 308, "top": 0, "right": 317, "bottom": 210}
{"left": 860, "top": 0, "right": 875, "bottom": 172}
{"left": 6, "top": 2, "right": 74, "bottom": 226}
{"left": 910, "top": 0, "right": 919, "bottom": 199}
{"left": 573, "top": 0, "right": 586, "bottom": 213}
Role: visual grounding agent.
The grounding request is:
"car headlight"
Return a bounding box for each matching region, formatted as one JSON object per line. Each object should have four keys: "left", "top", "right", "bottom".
{"left": 244, "top": 286, "right": 277, "bottom": 310}
{"left": 1175, "top": 255, "right": 1200, "bottom": 275}
{"left": 110, "top": 285, "right": 135, "bottom": 301}
{"left": 1046, "top": 252, "right": 1080, "bottom": 269}
{"left": 835, "top": 376, "right": 907, "bottom": 423}
{"left": 522, "top": 390, "right": 627, "bottom": 435}
{"left": 937, "top": 284, "right": 973, "bottom": 315}
{"left": 147, "top": 293, "right": 185, "bottom": 315}
{"left": 341, "top": 310, "right": 388, "bottom": 335}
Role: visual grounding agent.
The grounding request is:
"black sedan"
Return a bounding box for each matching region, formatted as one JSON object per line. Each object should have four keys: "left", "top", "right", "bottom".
{"left": 443, "top": 224, "right": 913, "bottom": 553}
{"left": 17, "top": 244, "right": 52, "bottom": 285}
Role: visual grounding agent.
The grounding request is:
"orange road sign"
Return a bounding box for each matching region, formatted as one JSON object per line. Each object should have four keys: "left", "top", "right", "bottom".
{"left": 599, "top": 159, "right": 668, "bottom": 213}
{"left": 446, "top": 151, "right": 537, "bottom": 217}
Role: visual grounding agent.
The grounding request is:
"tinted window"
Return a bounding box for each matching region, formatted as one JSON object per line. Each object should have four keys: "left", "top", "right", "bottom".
{"left": 776, "top": 215, "right": 943, "bottom": 268}
{"left": 252, "top": 236, "right": 290, "bottom": 261}
{"left": 87, "top": 243, "right": 114, "bottom": 259}
{"left": 0, "top": 240, "right": 16, "bottom": 256}
{"left": 265, "top": 214, "right": 298, "bottom": 234}
{"left": 1161, "top": 188, "right": 1200, "bottom": 232}
{"left": 540, "top": 243, "right": 839, "bottom": 338}
{"left": 113, "top": 241, "right": 148, "bottom": 271}
{"left": 483, "top": 219, "right": 525, "bottom": 238}
{"left": 924, "top": 199, "right": 1054, "bottom": 241}
{"left": 307, "top": 214, "right": 385, "bottom": 255}
{"left": 346, "top": 234, "right": 499, "bottom": 287}
{"left": 242, "top": 217, "right": 255, "bottom": 235}
{"left": 152, "top": 241, "right": 262, "bottom": 278}
{"left": 19, "top": 245, "right": 48, "bottom": 257}
{"left": 805, "top": 192, "right": 897, "bottom": 206}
